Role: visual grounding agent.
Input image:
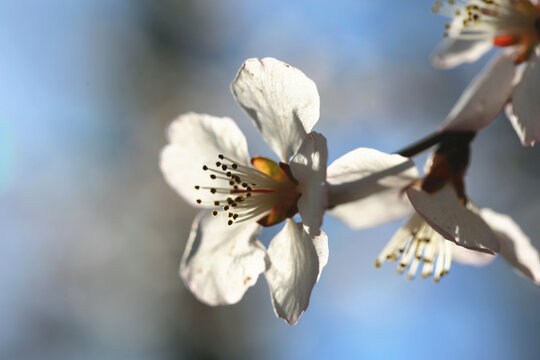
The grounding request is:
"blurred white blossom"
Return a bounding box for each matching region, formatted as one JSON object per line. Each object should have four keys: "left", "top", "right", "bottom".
{"left": 432, "top": 0, "right": 540, "bottom": 146}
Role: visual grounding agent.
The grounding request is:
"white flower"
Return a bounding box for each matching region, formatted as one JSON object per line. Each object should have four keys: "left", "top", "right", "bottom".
{"left": 432, "top": 0, "right": 540, "bottom": 146}
{"left": 376, "top": 196, "right": 540, "bottom": 284}
{"left": 161, "top": 58, "right": 329, "bottom": 325}
{"left": 376, "top": 138, "right": 540, "bottom": 284}
{"left": 160, "top": 58, "right": 420, "bottom": 324}
{"left": 399, "top": 184, "right": 540, "bottom": 285}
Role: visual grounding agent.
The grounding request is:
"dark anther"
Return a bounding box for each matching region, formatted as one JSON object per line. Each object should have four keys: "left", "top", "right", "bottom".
{"left": 224, "top": 205, "right": 229, "bottom": 211}
{"left": 218, "top": 154, "right": 224, "bottom": 160}
{"left": 194, "top": 186, "right": 200, "bottom": 190}
{"left": 202, "top": 165, "right": 208, "bottom": 171}
{"left": 210, "top": 174, "right": 216, "bottom": 179}
{"left": 233, "top": 214, "right": 238, "bottom": 220}
{"left": 229, "top": 180, "right": 235, "bottom": 185}
{"left": 214, "top": 201, "right": 220, "bottom": 206}
{"left": 232, "top": 164, "right": 238, "bottom": 169}
{"left": 228, "top": 220, "right": 233, "bottom": 226}
{"left": 210, "top": 188, "right": 217, "bottom": 194}
{"left": 221, "top": 165, "right": 227, "bottom": 171}
{"left": 242, "top": 183, "right": 248, "bottom": 188}
{"left": 196, "top": 199, "right": 202, "bottom": 204}
{"left": 226, "top": 172, "right": 232, "bottom": 177}
{"left": 216, "top": 162, "right": 221, "bottom": 167}
{"left": 212, "top": 210, "right": 218, "bottom": 216}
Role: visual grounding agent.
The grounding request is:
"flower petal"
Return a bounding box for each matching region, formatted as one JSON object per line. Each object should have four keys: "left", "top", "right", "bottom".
{"left": 160, "top": 113, "right": 250, "bottom": 207}
{"left": 451, "top": 242, "right": 495, "bottom": 266}
{"left": 431, "top": 39, "right": 493, "bottom": 69}
{"left": 327, "top": 148, "right": 418, "bottom": 229}
{"left": 265, "top": 220, "right": 328, "bottom": 325}
{"left": 180, "top": 212, "right": 267, "bottom": 305}
{"left": 506, "top": 52, "right": 540, "bottom": 146}
{"left": 231, "top": 57, "right": 320, "bottom": 161}
{"left": 406, "top": 185, "right": 500, "bottom": 254}
{"left": 290, "top": 132, "right": 328, "bottom": 237}
{"left": 481, "top": 209, "right": 540, "bottom": 285}
{"left": 441, "top": 49, "right": 517, "bottom": 132}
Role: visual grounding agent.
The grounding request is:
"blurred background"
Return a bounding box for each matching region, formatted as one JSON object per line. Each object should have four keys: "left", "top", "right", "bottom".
{"left": 1, "top": 0, "right": 539, "bottom": 359}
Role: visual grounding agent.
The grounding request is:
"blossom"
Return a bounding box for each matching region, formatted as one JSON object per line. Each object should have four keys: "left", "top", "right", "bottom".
{"left": 376, "top": 132, "right": 540, "bottom": 284}
{"left": 432, "top": 0, "right": 540, "bottom": 146}
{"left": 161, "top": 58, "right": 329, "bottom": 325}
{"left": 160, "top": 57, "right": 420, "bottom": 324}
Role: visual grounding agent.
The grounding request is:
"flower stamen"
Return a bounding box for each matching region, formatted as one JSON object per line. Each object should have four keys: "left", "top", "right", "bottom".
{"left": 375, "top": 213, "right": 453, "bottom": 282}
{"left": 195, "top": 154, "right": 300, "bottom": 226}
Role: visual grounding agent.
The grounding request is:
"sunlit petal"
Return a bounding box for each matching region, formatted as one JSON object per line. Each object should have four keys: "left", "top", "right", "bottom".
{"left": 265, "top": 220, "right": 328, "bottom": 325}
{"left": 160, "top": 113, "right": 250, "bottom": 206}
{"left": 290, "top": 132, "right": 328, "bottom": 237}
{"left": 231, "top": 57, "right": 320, "bottom": 161}
{"left": 441, "top": 50, "right": 517, "bottom": 132}
{"left": 327, "top": 148, "right": 418, "bottom": 229}
{"left": 180, "top": 213, "right": 267, "bottom": 305}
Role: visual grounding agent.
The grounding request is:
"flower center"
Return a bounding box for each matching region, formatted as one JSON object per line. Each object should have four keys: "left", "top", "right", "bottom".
{"left": 433, "top": 0, "right": 540, "bottom": 63}
{"left": 375, "top": 214, "right": 453, "bottom": 282}
{"left": 195, "top": 154, "right": 300, "bottom": 227}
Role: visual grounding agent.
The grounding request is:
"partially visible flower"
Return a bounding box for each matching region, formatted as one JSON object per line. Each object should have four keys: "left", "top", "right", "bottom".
{"left": 160, "top": 57, "right": 420, "bottom": 324}
{"left": 376, "top": 131, "right": 540, "bottom": 283}
{"left": 161, "top": 58, "right": 328, "bottom": 325}
{"left": 432, "top": 0, "right": 540, "bottom": 146}
{"left": 375, "top": 212, "right": 456, "bottom": 282}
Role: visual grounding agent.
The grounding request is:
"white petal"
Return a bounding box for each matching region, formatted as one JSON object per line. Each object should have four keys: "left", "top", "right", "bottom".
{"left": 451, "top": 242, "right": 495, "bottom": 266}
{"left": 290, "top": 132, "right": 328, "bottom": 237}
{"left": 180, "top": 212, "right": 267, "bottom": 305}
{"left": 327, "top": 148, "right": 418, "bottom": 229}
{"left": 265, "top": 220, "right": 328, "bottom": 325}
{"left": 231, "top": 57, "right": 320, "bottom": 161}
{"left": 431, "top": 39, "right": 493, "bottom": 69}
{"left": 441, "top": 50, "right": 517, "bottom": 132}
{"left": 481, "top": 209, "right": 540, "bottom": 285}
{"left": 506, "top": 52, "right": 540, "bottom": 146}
{"left": 406, "top": 185, "right": 500, "bottom": 254}
{"left": 160, "top": 113, "right": 250, "bottom": 206}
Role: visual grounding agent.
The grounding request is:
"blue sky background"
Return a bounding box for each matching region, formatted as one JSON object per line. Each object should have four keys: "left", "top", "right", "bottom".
{"left": 1, "top": 1, "right": 540, "bottom": 359}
